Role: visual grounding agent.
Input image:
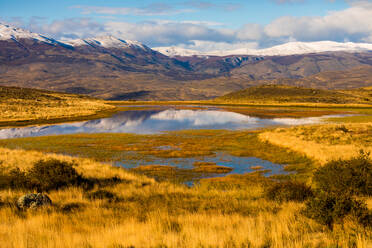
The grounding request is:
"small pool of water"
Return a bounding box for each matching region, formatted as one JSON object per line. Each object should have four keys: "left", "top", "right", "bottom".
{"left": 0, "top": 106, "right": 347, "bottom": 139}
{"left": 116, "top": 152, "right": 287, "bottom": 184}
{"left": 116, "top": 153, "right": 284, "bottom": 176}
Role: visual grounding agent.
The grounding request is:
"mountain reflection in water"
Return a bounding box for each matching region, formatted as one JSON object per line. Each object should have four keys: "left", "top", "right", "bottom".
{"left": 0, "top": 107, "right": 341, "bottom": 139}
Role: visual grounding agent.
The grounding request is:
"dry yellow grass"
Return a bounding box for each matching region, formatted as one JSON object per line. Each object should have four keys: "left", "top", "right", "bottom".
{"left": 0, "top": 147, "right": 371, "bottom": 248}
{"left": 0, "top": 147, "right": 151, "bottom": 183}
{"left": 0, "top": 88, "right": 115, "bottom": 126}
{"left": 259, "top": 123, "right": 372, "bottom": 165}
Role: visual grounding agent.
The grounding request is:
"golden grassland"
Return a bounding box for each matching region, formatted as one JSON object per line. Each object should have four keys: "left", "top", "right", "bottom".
{"left": 1, "top": 87, "right": 372, "bottom": 247}
{"left": 0, "top": 86, "right": 116, "bottom": 127}
{"left": 111, "top": 85, "right": 372, "bottom": 108}
{"left": 215, "top": 85, "right": 372, "bottom": 105}
{"left": 1, "top": 147, "right": 371, "bottom": 248}
{"left": 259, "top": 123, "right": 372, "bottom": 165}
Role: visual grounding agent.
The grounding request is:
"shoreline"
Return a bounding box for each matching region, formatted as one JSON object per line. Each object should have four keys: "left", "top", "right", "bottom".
{"left": 0, "top": 105, "right": 120, "bottom": 129}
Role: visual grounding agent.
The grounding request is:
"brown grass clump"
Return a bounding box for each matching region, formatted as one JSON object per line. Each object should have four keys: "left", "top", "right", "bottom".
{"left": 132, "top": 165, "right": 177, "bottom": 172}
{"left": 192, "top": 162, "right": 233, "bottom": 174}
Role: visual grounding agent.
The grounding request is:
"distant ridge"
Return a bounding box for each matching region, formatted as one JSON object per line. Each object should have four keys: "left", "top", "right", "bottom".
{"left": 154, "top": 41, "right": 372, "bottom": 57}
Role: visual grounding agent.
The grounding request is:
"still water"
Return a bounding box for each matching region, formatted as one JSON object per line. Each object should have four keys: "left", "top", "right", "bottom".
{"left": 0, "top": 106, "right": 344, "bottom": 139}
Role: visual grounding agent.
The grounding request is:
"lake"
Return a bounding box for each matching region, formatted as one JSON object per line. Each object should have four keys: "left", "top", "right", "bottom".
{"left": 0, "top": 105, "right": 345, "bottom": 139}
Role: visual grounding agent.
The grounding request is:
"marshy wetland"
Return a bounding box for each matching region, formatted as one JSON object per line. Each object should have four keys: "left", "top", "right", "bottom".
{"left": 0, "top": 105, "right": 349, "bottom": 182}
{"left": 1, "top": 99, "right": 372, "bottom": 247}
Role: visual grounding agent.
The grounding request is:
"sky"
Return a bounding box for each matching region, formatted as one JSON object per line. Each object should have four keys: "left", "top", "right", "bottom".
{"left": 1, "top": 0, "right": 372, "bottom": 51}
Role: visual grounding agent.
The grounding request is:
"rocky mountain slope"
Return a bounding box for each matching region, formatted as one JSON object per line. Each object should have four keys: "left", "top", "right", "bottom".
{"left": 1, "top": 23, "right": 372, "bottom": 100}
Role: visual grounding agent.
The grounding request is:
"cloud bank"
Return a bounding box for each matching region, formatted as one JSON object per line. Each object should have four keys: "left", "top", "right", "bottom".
{"left": 9, "top": 1, "right": 372, "bottom": 51}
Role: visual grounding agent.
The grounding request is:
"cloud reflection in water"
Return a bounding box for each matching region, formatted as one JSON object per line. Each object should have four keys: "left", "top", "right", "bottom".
{"left": 0, "top": 108, "right": 338, "bottom": 139}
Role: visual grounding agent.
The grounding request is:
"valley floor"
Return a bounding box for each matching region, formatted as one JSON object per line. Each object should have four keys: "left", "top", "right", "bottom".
{"left": 0, "top": 95, "right": 372, "bottom": 247}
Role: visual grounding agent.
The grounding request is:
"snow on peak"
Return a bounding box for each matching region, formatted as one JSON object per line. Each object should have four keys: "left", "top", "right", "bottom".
{"left": 250, "top": 41, "right": 372, "bottom": 56}
{"left": 0, "top": 23, "right": 61, "bottom": 45}
{"left": 154, "top": 41, "right": 372, "bottom": 57}
{"left": 65, "top": 35, "right": 148, "bottom": 50}
{"left": 0, "top": 23, "right": 148, "bottom": 51}
{"left": 153, "top": 47, "right": 202, "bottom": 57}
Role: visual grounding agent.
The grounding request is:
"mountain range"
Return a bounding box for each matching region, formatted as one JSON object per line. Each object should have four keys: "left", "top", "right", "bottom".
{"left": 1, "top": 23, "right": 372, "bottom": 100}
{"left": 153, "top": 41, "right": 372, "bottom": 57}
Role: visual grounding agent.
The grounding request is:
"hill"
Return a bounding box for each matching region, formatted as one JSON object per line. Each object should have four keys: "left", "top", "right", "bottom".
{"left": 216, "top": 85, "right": 372, "bottom": 104}
{"left": 0, "top": 86, "right": 115, "bottom": 126}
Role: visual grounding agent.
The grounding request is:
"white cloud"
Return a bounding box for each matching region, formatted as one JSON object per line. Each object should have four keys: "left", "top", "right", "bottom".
{"left": 7, "top": 1, "right": 372, "bottom": 52}
{"left": 264, "top": 1, "right": 372, "bottom": 41}
{"left": 236, "top": 24, "right": 264, "bottom": 40}
{"left": 177, "top": 40, "right": 259, "bottom": 52}
{"left": 72, "top": 4, "right": 193, "bottom": 16}
{"left": 103, "top": 21, "right": 235, "bottom": 46}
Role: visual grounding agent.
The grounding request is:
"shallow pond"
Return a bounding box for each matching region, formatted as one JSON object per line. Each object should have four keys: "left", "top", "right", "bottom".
{"left": 116, "top": 152, "right": 287, "bottom": 184}
{"left": 0, "top": 105, "right": 346, "bottom": 139}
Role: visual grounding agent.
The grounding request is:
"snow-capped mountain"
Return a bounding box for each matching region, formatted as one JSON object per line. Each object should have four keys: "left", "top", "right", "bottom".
{"left": 64, "top": 36, "right": 150, "bottom": 50}
{"left": 0, "top": 23, "right": 66, "bottom": 46}
{"left": 154, "top": 41, "right": 372, "bottom": 57}
{"left": 0, "top": 23, "right": 150, "bottom": 51}
{"left": 2, "top": 22, "right": 372, "bottom": 57}
{"left": 153, "top": 47, "right": 202, "bottom": 57}
{"left": 1, "top": 22, "right": 372, "bottom": 101}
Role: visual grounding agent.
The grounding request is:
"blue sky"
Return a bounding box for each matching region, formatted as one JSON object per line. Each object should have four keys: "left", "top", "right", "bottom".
{"left": 1, "top": 0, "right": 372, "bottom": 50}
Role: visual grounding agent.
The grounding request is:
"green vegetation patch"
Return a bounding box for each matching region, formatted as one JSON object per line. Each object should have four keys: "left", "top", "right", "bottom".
{"left": 0, "top": 130, "right": 315, "bottom": 181}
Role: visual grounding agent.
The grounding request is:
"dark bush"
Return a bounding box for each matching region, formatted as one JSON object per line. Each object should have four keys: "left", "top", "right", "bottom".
{"left": 0, "top": 159, "right": 125, "bottom": 192}
{"left": 303, "top": 192, "right": 372, "bottom": 230}
{"left": 313, "top": 151, "right": 372, "bottom": 196}
{"left": 0, "top": 167, "right": 30, "bottom": 189}
{"left": 88, "top": 176, "right": 123, "bottom": 188}
{"left": 59, "top": 202, "right": 84, "bottom": 213}
{"left": 85, "top": 189, "right": 119, "bottom": 202}
{"left": 27, "top": 159, "right": 86, "bottom": 192}
{"left": 266, "top": 181, "right": 313, "bottom": 202}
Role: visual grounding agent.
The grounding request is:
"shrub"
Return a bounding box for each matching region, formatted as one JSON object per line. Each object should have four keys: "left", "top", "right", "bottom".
{"left": 266, "top": 181, "right": 313, "bottom": 202}
{"left": 313, "top": 151, "right": 372, "bottom": 196}
{"left": 0, "top": 168, "right": 29, "bottom": 189}
{"left": 27, "top": 159, "right": 86, "bottom": 192}
{"left": 303, "top": 192, "right": 372, "bottom": 230}
{"left": 85, "top": 189, "right": 119, "bottom": 202}
{"left": 59, "top": 203, "right": 84, "bottom": 213}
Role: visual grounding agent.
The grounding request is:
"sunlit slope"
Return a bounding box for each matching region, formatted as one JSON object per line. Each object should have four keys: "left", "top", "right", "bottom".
{"left": 0, "top": 86, "right": 115, "bottom": 126}
{"left": 216, "top": 85, "right": 372, "bottom": 104}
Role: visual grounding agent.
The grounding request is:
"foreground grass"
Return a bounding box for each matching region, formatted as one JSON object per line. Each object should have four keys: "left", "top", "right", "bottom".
{"left": 1, "top": 148, "right": 370, "bottom": 248}
{"left": 0, "top": 86, "right": 116, "bottom": 127}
